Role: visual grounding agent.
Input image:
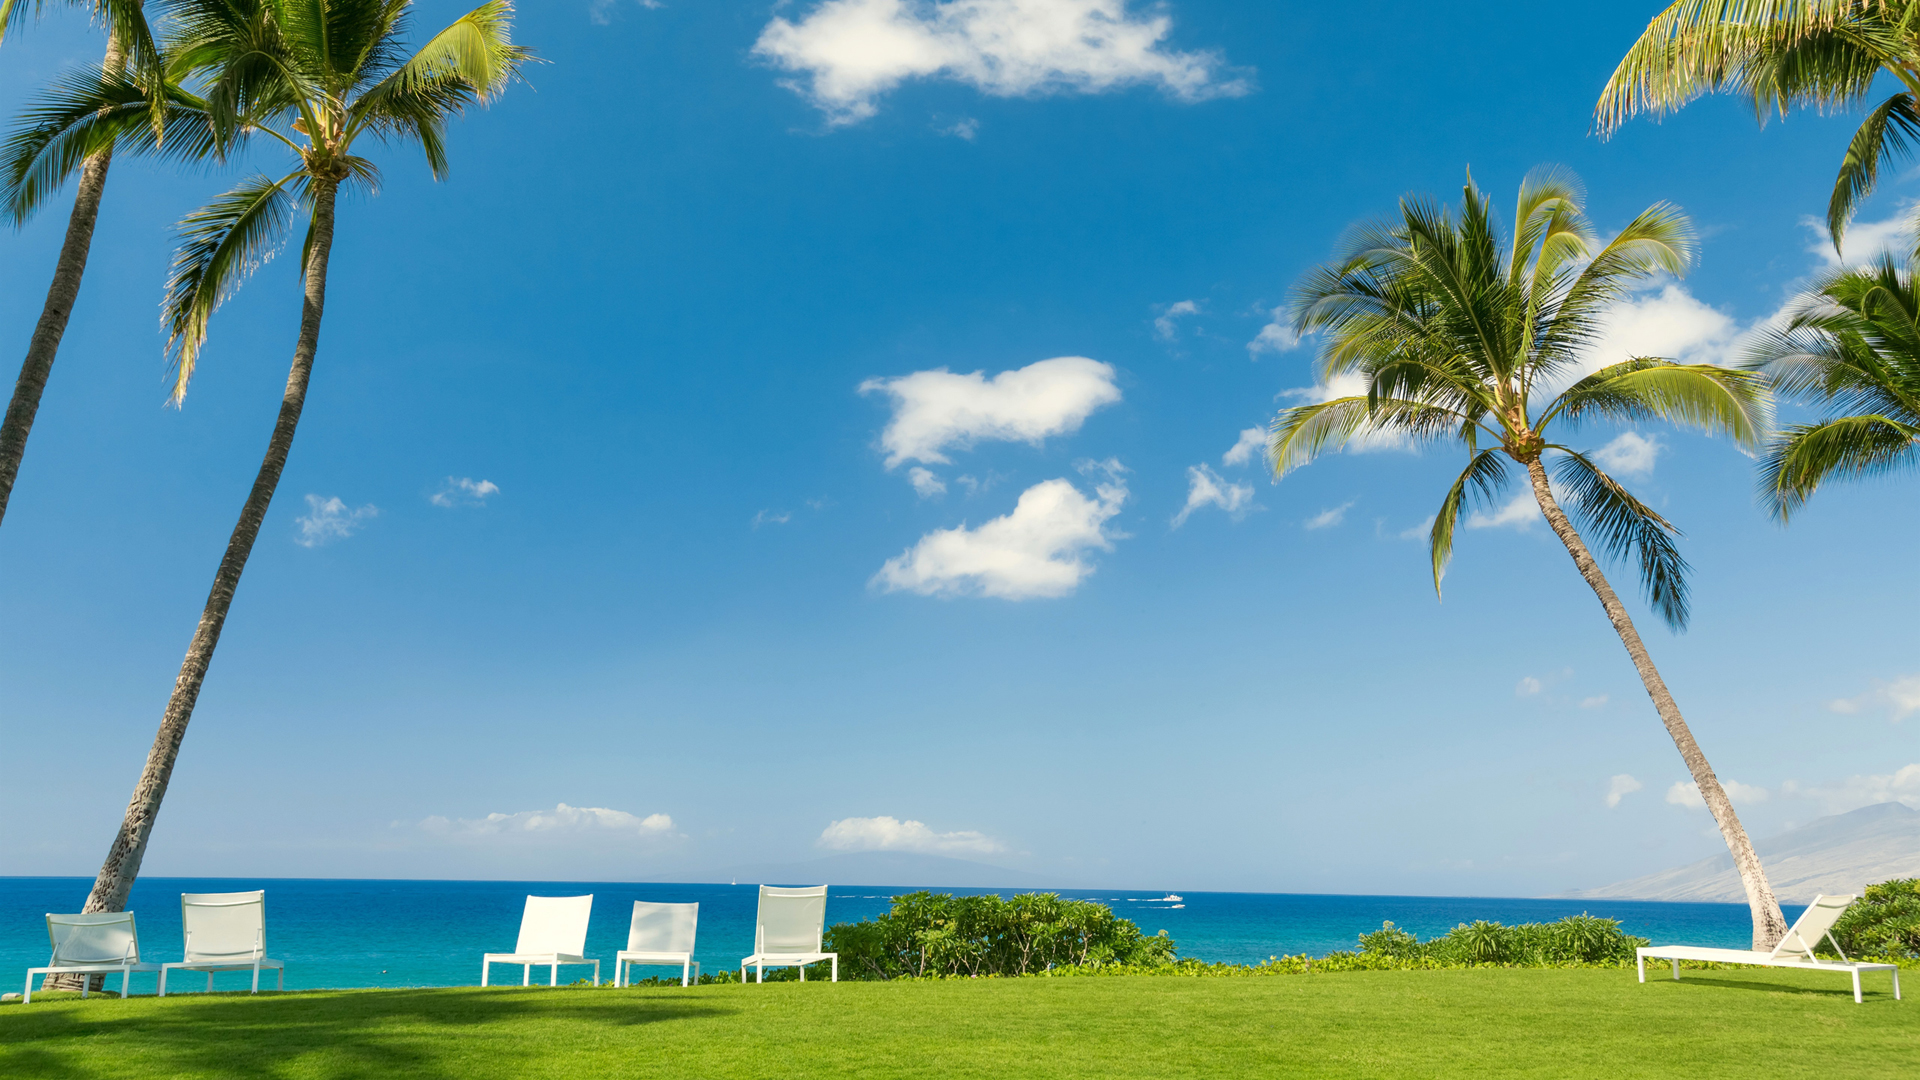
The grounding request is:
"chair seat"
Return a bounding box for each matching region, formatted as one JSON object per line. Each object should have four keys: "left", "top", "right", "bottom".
{"left": 1636, "top": 945, "right": 1898, "bottom": 971}
{"left": 740, "top": 951, "right": 836, "bottom": 964}
{"left": 32, "top": 961, "right": 163, "bottom": 973}
{"left": 616, "top": 950, "right": 693, "bottom": 963}
{"left": 483, "top": 952, "right": 593, "bottom": 965}
{"left": 164, "top": 957, "right": 284, "bottom": 972}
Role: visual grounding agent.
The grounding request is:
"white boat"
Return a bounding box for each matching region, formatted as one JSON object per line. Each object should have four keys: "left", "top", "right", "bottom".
{"left": 1162, "top": 893, "right": 1183, "bottom": 903}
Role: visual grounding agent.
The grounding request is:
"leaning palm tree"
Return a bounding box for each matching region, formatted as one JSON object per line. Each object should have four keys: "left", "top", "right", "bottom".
{"left": 1270, "top": 168, "right": 1787, "bottom": 949}
{"left": 1746, "top": 256, "right": 1920, "bottom": 516}
{"left": 0, "top": 0, "right": 161, "bottom": 530}
{"left": 71, "top": 0, "right": 529, "bottom": 923}
{"left": 1596, "top": 0, "right": 1920, "bottom": 251}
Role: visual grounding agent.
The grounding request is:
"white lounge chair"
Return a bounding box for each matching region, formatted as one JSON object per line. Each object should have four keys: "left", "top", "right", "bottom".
{"left": 24, "top": 912, "right": 162, "bottom": 1003}
{"left": 739, "top": 885, "right": 837, "bottom": 983}
{"left": 159, "top": 891, "right": 285, "bottom": 996}
{"left": 482, "top": 894, "right": 600, "bottom": 987}
{"left": 1637, "top": 894, "right": 1902, "bottom": 1004}
{"left": 615, "top": 901, "right": 700, "bottom": 987}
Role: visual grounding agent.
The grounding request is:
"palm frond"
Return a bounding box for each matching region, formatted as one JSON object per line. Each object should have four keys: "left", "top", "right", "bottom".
{"left": 1551, "top": 448, "right": 1692, "bottom": 630}
{"left": 1546, "top": 360, "right": 1770, "bottom": 448}
{"left": 163, "top": 171, "right": 306, "bottom": 402}
{"left": 346, "top": 0, "right": 531, "bottom": 176}
{"left": 1428, "top": 449, "right": 1511, "bottom": 597}
{"left": 1759, "top": 413, "right": 1920, "bottom": 519}
{"left": 1269, "top": 395, "right": 1464, "bottom": 479}
{"left": 0, "top": 0, "right": 162, "bottom": 76}
{"left": 1829, "top": 92, "right": 1920, "bottom": 249}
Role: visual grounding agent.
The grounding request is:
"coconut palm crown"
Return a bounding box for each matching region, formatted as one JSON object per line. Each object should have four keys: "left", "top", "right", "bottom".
{"left": 1596, "top": 0, "right": 1920, "bottom": 250}
{"left": 1269, "top": 168, "right": 1788, "bottom": 948}
{"left": 1746, "top": 255, "right": 1920, "bottom": 517}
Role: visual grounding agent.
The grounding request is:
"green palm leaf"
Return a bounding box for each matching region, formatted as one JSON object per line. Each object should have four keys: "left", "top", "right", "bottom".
{"left": 1550, "top": 448, "right": 1691, "bottom": 629}
{"left": 163, "top": 172, "right": 306, "bottom": 401}
{"left": 1427, "top": 449, "right": 1511, "bottom": 597}
{"left": 1545, "top": 361, "right": 1769, "bottom": 448}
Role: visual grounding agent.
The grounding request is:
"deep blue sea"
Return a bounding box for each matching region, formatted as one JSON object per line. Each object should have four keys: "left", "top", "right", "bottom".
{"left": 2, "top": 877, "right": 1756, "bottom": 993}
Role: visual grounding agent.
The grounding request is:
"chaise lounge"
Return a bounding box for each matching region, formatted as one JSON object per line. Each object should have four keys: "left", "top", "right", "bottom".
{"left": 1636, "top": 894, "right": 1901, "bottom": 1004}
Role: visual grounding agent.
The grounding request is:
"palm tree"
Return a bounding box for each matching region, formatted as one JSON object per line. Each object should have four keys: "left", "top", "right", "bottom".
{"left": 1596, "top": 0, "right": 1920, "bottom": 251}
{"left": 0, "top": 0, "right": 160, "bottom": 530}
{"left": 70, "top": 0, "right": 529, "bottom": 925}
{"left": 1746, "top": 256, "right": 1920, "bottom": 516}
{"left": 1269, "top": 168, "right": 1787, "bottom": 949}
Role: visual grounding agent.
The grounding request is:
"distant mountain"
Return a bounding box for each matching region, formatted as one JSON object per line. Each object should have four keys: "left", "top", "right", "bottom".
{"left": 705, "top": 851, "right": 1056, "bottom": 890}
{"left": 1567, "top": 802, "right": 1920, "bottom": 903}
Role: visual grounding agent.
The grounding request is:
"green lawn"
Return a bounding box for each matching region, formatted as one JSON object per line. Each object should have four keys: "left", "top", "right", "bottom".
{"left": 0, "top": 967, "right": 1909, "bottom": 1078}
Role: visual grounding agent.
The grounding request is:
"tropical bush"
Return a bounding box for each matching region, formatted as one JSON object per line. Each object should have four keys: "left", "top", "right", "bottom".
{"left": 1357, "top": 915, "right": 1647, "bottom": 966}
{"left": 825, "top": 891, "right": 1177, "bottom": 979}
{"left": 1829, "top": 879, "right": 1920, "bottom": 960}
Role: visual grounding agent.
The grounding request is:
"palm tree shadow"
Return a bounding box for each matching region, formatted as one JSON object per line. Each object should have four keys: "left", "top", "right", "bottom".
{"left": 2, "top": 988, "right": 740, "bottom": 1079}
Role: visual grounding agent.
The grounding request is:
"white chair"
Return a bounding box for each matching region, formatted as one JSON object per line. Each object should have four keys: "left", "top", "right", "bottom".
{"left": 24, "top": 912, "right": 162, "bottom": 1003}
{"left": 482, "top": 894, "right": 600, "bottom": 987}
{"left": 739, "top": 885, "right": 837, "bottom": 983}
{"left": 1637, "top": 894, "right": 1902, "bottom": 1004}
{"left": 159, "top": 891, "right": 285, "bottom": 996}
{"left": 615, "top": 901, "right": 700, "bottom": 987}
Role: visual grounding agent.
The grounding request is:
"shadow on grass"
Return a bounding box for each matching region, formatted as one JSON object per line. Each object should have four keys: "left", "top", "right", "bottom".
{"left": 1658, "top": 972, "right": 1901, "bottom": 1002}
{"left": 0, "top": 987, "right": 740, "bottom": 1080}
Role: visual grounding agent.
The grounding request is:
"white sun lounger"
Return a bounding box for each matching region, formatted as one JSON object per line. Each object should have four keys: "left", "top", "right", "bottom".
{"left": 1637, "top": 894, "right": 1902, "bottom": 1004}
{"left": 615, "top": 901, "right": 701, "bottom": 987}
{"left": 482, "top": 894, "right": 600, "bottom": 987}
{"left": 24, "top": 912, "right": 162, "bottom": 1003}
{"left": 159, "top": 891, "right": 285, "bottom": 996}
{"left": 740, "top": 885, "right": 837, "bottom": 983}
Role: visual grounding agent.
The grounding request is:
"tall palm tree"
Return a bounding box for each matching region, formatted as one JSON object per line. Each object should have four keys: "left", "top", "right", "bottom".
{"left": 70, "top": 0, "right": 529, "bottom": 925}
{"left": 1746, "top": 256, "right": 1920, "bottom": 516}
{"left": 0, "top": 0, "right": 161, "bottom": 531}
{"left": 1596, "top": 0, "right": 1920, "bottom": 251}
{"left": 1269, "top": 168, "right": 1787, "bottom": 948}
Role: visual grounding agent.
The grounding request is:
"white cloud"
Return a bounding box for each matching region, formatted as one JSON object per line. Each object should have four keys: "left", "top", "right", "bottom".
{"left": 1246, "top": 305, "right": 1301, "bottom": 356}
{"left": 1570, "top": 282, "right": 1741, "bottom": 387}
{"left": 1398, "top": 515, "right": 1435, "bottom": 541}
{"left": 429, "top": 477, "right": 499, "bottom": 508}
{"left": 1828, "top": 674, "right": 1920, "bottom": 720}
{"left": 1605, "top": 774, "right": 1644, "bottom": 809}
{"left": 1171, "top": 464, "right": 1252, "bottom": 527}
{"left": 818, "top": 815, "right": 1004, "bottom": 855}
{"left": 420, "top": 803, "right": 676, "bottom": 840}
{"left": 1466, "top": 492, "right": 1540, "bottom": 530}
{"left": 295, "top": 495, "right": 377, "bottom": 548}
{"left": 1516, "top": 676, "right": 1543, "bottom": 697}
{"left": 1303, "top": 499, "right": 1354, "bottom": 530}
{"left": 589, "top": 0, "right": 663, "bottom": 26}
{"left": 1779, "top": 763, "right": 1920, "bottom": 814}
{"left": 939, "top": 116, "right": 980, "bottom": 139}
{"left": 752, "top": 509, "right": 792, "bottom": 528}
{"left": 1808, "top": 203, "right": 1915, "bottom": 269}
{"left": 1591, "top": 432, "right": 1660, "bottom": 478}
{"left": 860, "top": 356, "right": 1121, "bottom": 468}
{"left": 1154, "top": 299, "right": 1201, "bottom": 341}
{"left": 908, "top": 467, "right": 947, "bottom": 498}
{"left": 753, "top": 0, "right": 1248, "bottom": 126}
{"left": 1221, "top": 426, "right": 1266, "bottom": 467}
{"left": 1580, "top": 694, "right": 1609, "bottom": 709}
{"left": 874, "top": 463, "right": 1127, "bottom": 599}
{"left": 1666, "top": 779, "right": 1768, "bottom": 809}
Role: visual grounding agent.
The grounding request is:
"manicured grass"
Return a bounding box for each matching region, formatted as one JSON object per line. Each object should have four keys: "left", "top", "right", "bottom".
{"left": 0, "top": 967, "right": 1909, "bottom": 1078}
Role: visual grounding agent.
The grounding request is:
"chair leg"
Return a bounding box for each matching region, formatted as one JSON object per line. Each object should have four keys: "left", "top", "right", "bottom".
{"left": 123, "top": 967, "right": 131, "bottom": 998}
{"left": 482, "top": 960, "right": 490, "bottom": 987}
{"left": 1893, "top": 968, "right": 1901, "bottom": 1001}
{"left": 159, "top": 969, "right": 168, "bottom": 997}
{"left": 1671, "top": 959, "right": 1680, "bottom": 981}
{"left": 756, "top": 962, "right": 763, "bottom": 984}
{"left": 207, "top": 972, "right": 214, "bottom": 993}
{"left": 81, "top": 977, "right": 88, "bottom": 1000}
{"left": 252, "top": 963, "right": 261, "bottom": 995}
{"left": 1636, "top": 955, "right": 1645, "bottom": 983}
{"left": 522, "top": 964, "right": 530, "bottom": 987}
{"left": 683, "top": 960, "right": 690, "bottom": 987}
{"left": 24, "top": 972, "right": 33, "bottom": 1005}
{"left": 277, "top": 968, "right": 284, "bottom": 992}
{"left": 831, "top": 956, "right": 838, "bottom": 983}
{"left": 592, "top": 961, "right": 600, "bottom": 987}
{"left": 1853, "top": 970, "right": 1862, "bottom": 1004}
{"left": 799, "top": 963, "right": 805, "bottom": 983}
{"left": 550, "top": 963, "right": 557, "bottom": 987}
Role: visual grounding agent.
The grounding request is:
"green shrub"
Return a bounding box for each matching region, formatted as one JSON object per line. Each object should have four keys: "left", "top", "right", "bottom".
{"left": 1828, "top": 879, "right": 1920, "bottom": 960}
{"left": 824, "top": 891, "right": 1177, "bottom": 979}
{"left": 1359, "top": 914, "right": 1646, "bottom": 967}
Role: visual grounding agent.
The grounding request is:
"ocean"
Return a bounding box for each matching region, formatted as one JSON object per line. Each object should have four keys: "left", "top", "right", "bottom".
{"left": 1, "top": 877, "right": 1756, "bottom": 993}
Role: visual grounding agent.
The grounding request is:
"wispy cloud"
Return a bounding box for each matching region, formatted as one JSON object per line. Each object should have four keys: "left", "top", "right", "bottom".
{"left": 860, "top": 356, "right": 1121, "bottom": 468}
{"left": 1221, "top": 426, "right": 1266, "bottom": 467}
{"left": 589, "top": 0, "right": 662, "bottom": 26}
{"left": 1590, "top": 432, "right": 1661, "bottom": 478}
{"left": 874, "top": 461, "right": 1127, "bottom": 599}
{"left": 1516, "top": 676, "right": 1544, "bottom": 697}
{"left": 1397, "top": 515, "right": 1435, "bottom": 541}
{"left": 939, "top": 116, "right": 980, "bottom": 140}
{"left": 752, "top": 509, "right": 793, "bottom": 529}
{"left": 1605, "top": 774, "right": 1643, "bottom": 809}
{"left": 908, "top": 467, "right": 947, "bottom": 498}
{"left": 1808, "top": 203, "right": 1916, "bottom": 270}
{"left": 1303, "top": 499, "right": 1354, "bottom": 530}
{"left": 1466, "top": 493, "right": 1540, "bottom": 531}
{"left": 1154, "top": 299, "right": 1201, "bottom": 341}
{"left": 754, "top": 0, "right": 1249, "bottom": 126}
{"left": 429, "top": 477, "right": 499, "bottom": 508}
{"left": 295, "top": 495, "right": 377, "bottom": 548}
{"left": 1828, "top": 674, "right": 1920, "bottom": 720}
{"left": 1779, "top": 763, "right": 1920, "bottom": 813}
{"left": 419, "top": 803, "right": 677, "bottom": 840}
{"left": 1580, "top": 694, "right": 1609, "bottom": 709}
{"left": 1666, "top": 779, "right": 1768, "bottom": 809}
{"left": 1171, "top": 464, "right": 1252, "bottom": 527}
{"left": 818, "top": 815, "right": 1004, "bottom": 855}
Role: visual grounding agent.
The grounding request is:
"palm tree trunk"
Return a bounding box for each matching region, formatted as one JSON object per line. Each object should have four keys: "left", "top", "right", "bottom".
{"left": 1523, "top": 455, "right": 1788, "bottom": 950}
{"left": 0, "top": 34, "right": 125, "bottom": 532}
{"left": 48, "top": 178, "right": 341, "bottom": 993}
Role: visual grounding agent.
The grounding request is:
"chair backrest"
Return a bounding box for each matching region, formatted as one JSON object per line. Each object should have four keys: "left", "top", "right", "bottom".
{"left": 627, "top": 901, "right": 698, "bottom": 954}
{"left": 755, "top": 885, "right": 827, "bottom": 954}
{"left": 514, "top": 895, "right": 593, "bottom": 956}
{"left": 1770, "top": 894, "right": 1856, "bottom": 960}
{"left": 46, "top": 912, "right": 140, "bottom": 965}
{"left": 181, "top": 891, "right": 266, "bottom": 963}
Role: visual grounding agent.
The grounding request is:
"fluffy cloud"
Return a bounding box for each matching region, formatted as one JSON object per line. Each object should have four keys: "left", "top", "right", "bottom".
{"left": 1154, "top": 299, "right": 1201, "bottom": 341}
{"left": 295, "top": 495, "right": 377, "bottom": 548}
{"left": 861, "top": 356, "right": 1121, "bottom": 468}
{"left": 1828, "top": 675, "right": 1920, "bottom": 720}
{"left": 908, "top": 467, "right": 947, "bottom": 498}
{"left": 1171, "top": 463, "right": 1252, "bottom": 527}
{"left": 874, "top": 463, "right": 1127, "bottom": 598}
{"left": 1221, "top": 426, "right": 1266, "bottom": 467}
{"left": 1247, "top": 306, "right": 1301, "bottom": 355}
{"left": 1466, "top": 492, "right": 1540, "bottom": 531}
{"left": 420, "top": 803, "right": 676, "bottom": 840}
{"left": 1580, "top": 694, "right": 1610, "bottom": 709}
{"left": 1809, "top": 204, "right": 1916, "bottom": 269}
{"left": 1516, "top": 676, "right": 1543, "bottom": 697}
{"left": 753, "top": 0, "right": 1248, "bottom": 126}
{"left": 818, "top": 815, "right": 1004, "bottom": 855}
{"left": 1303, "top": 499, "right": 1354, "bottom": 530}
{"left": 939, "top": 116, "right": 980, "bottom": 139}
{"left": 1605, "top": 774, "right": 1644, "bottom": 809}
{"left": 1397, "top": 515, "right": 1436, "bottom": 541}
{"left": 1779, "top": 764, "right": 1920, "bottom": 814}
{"left": 1591, "top": 432, "right": 1660, "bottom": 478}
{"left": 1666, "top": 779, "right": 1768, "bottom": 809}
{"left": 1569, "top": 282, "right": 1741, "bottom": 387}
{"left": 429, "top": 477, "right": 499, "bottom": 508}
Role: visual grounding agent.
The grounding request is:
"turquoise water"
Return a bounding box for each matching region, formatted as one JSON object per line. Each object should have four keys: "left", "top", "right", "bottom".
{"left": 2, "top": 877, "right": 1756, "bottom": 993}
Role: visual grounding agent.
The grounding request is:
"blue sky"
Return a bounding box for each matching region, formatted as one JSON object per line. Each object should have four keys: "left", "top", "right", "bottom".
{"left": 1, "top": 0, "right": 1916, "bottom": 895}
